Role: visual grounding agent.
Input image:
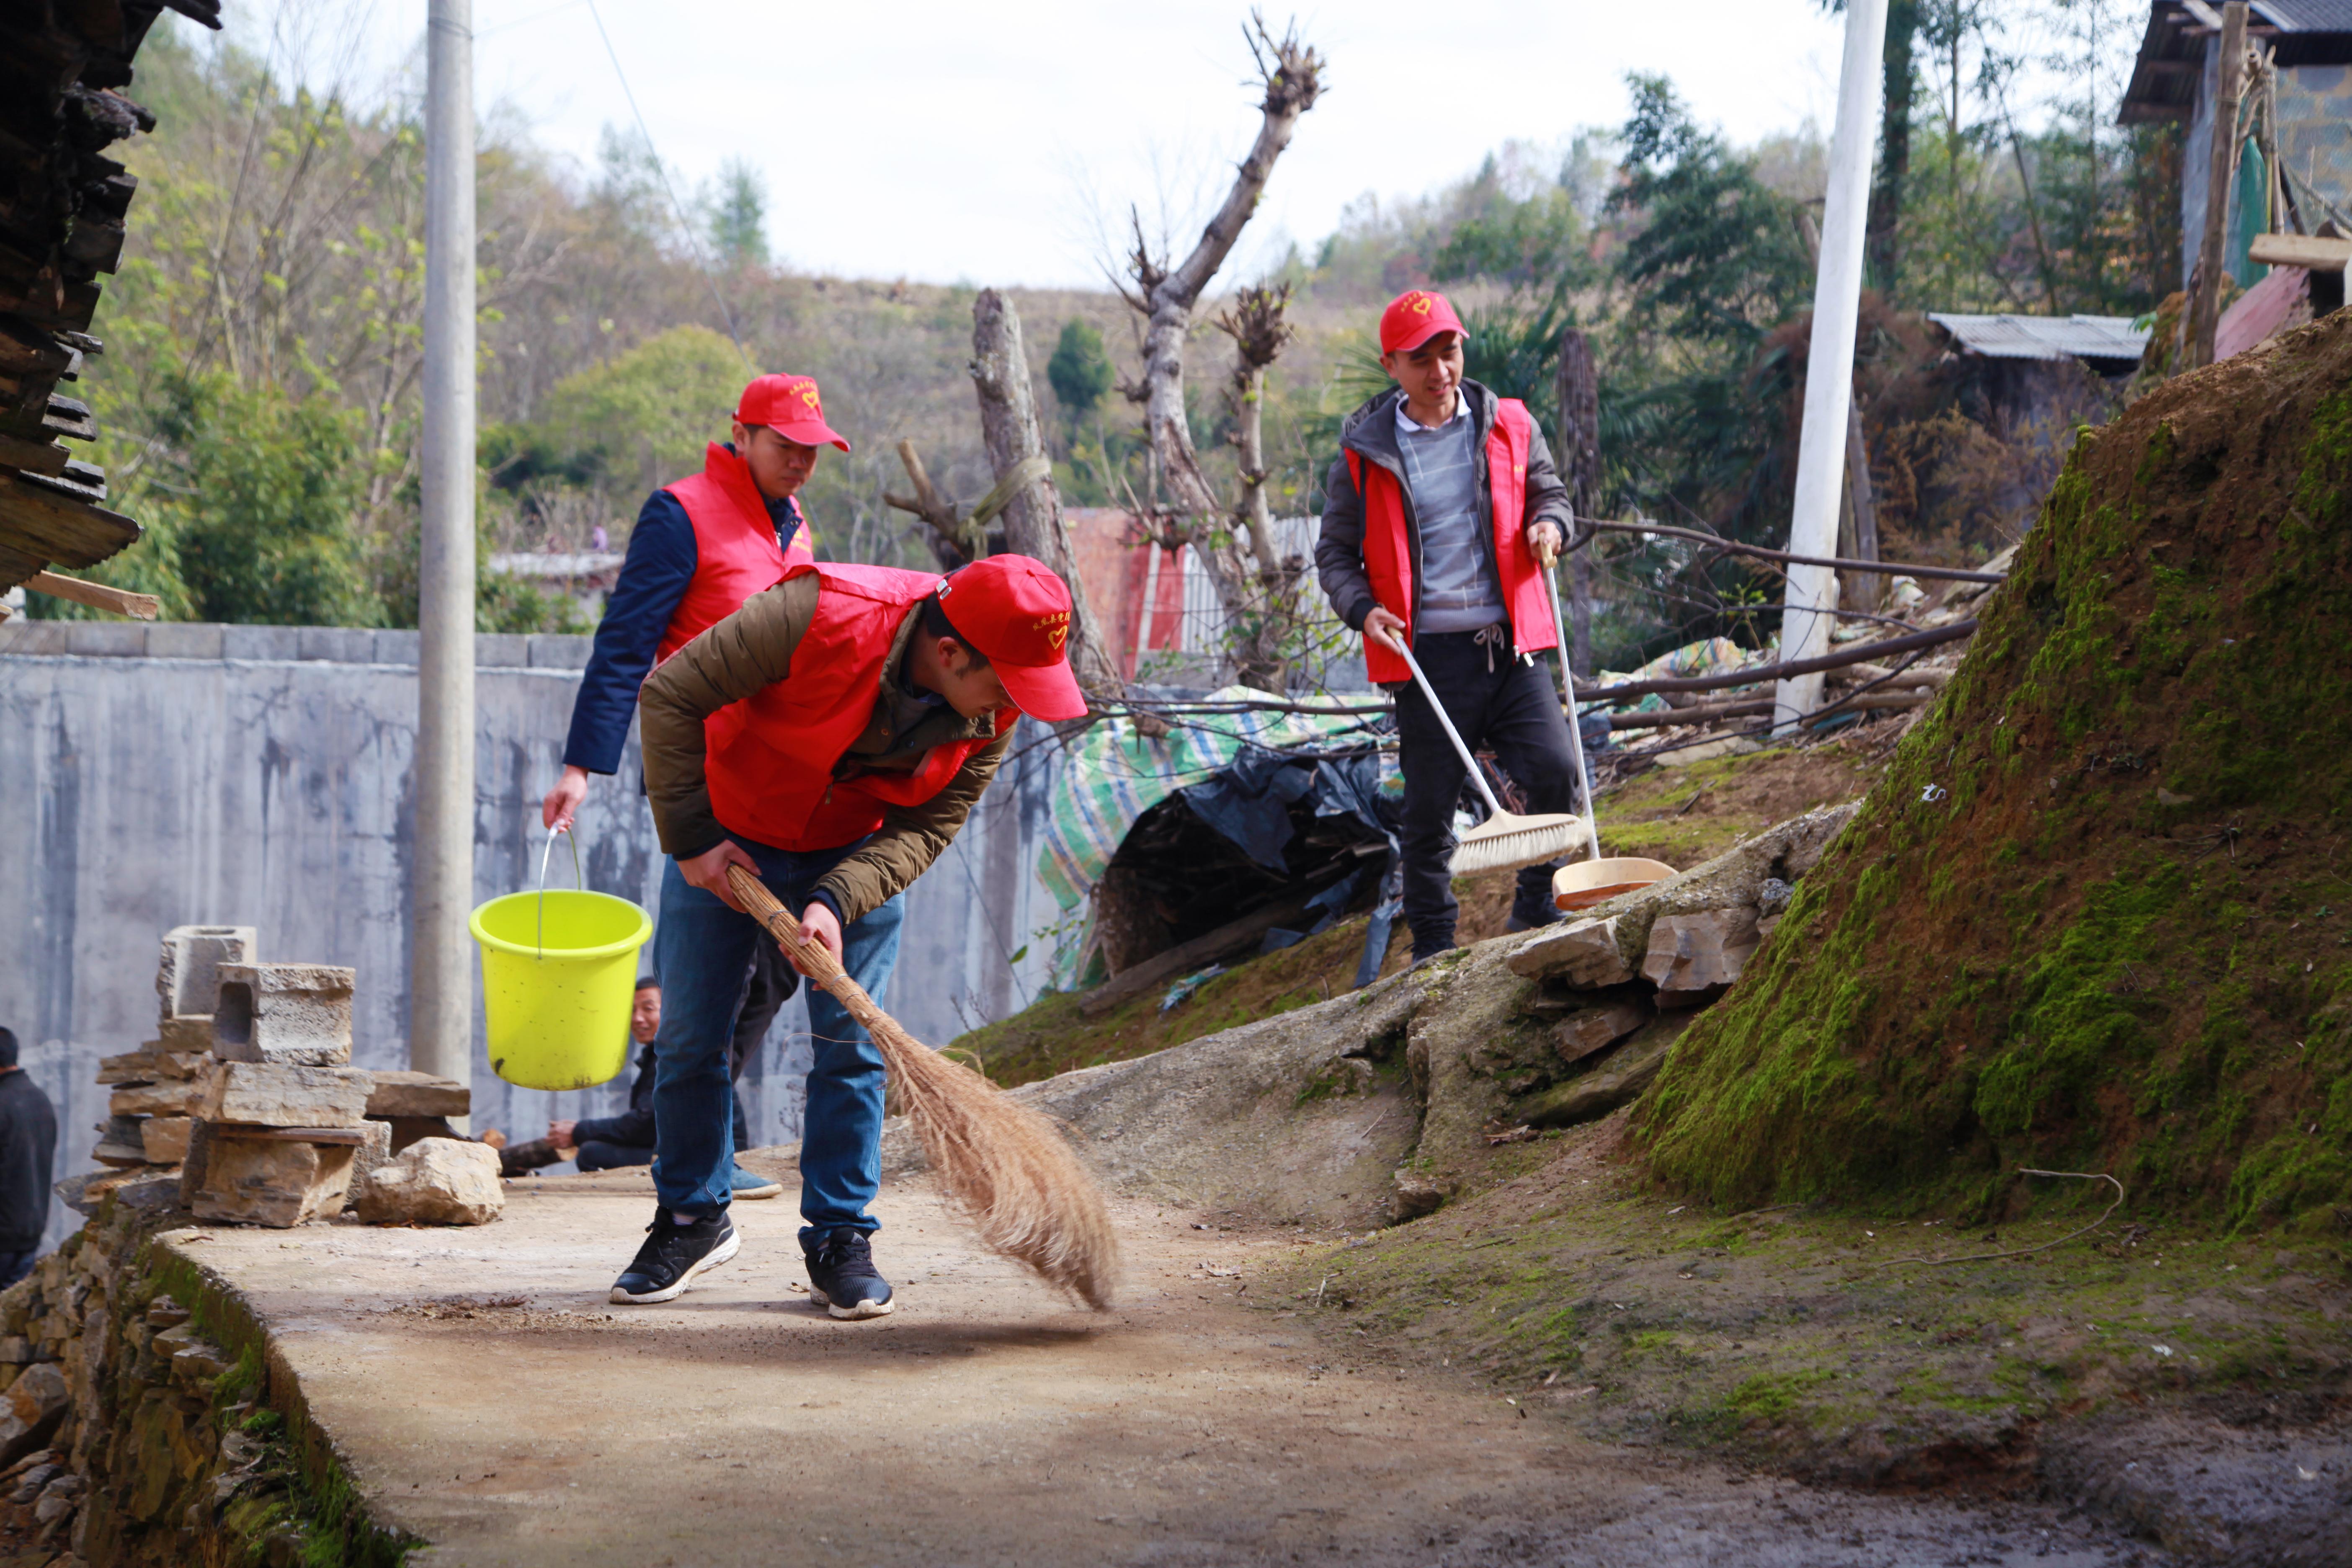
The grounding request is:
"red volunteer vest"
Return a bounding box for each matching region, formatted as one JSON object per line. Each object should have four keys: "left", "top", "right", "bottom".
{"left": 1346, "top": 397, "right": 1555, "bottom": 685}
{"left": 703, "top": 560, "right": 1015, "bottom": 854}
{"left": 657, "top": 441, "right": 819, "bottom": 662}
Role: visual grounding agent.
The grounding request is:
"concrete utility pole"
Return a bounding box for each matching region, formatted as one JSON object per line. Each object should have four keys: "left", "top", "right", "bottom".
{"left": 1774, "top": 0, "right": 1888, "bottom": 735}
{"left": 413, "top": 0, "right": 475, "bottom": 1104}
{"left": 2188, "top": 1, "right": 2250, "bottom": 370}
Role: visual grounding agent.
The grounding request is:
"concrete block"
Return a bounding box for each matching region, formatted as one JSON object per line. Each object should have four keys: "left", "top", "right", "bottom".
{"left": 196, "top": 1061, "right": 371, "bottom": 1127}
{"left": 221, "top": 624, "right": 301, "bottom": 660}
{"left": 527, "top": 634, "right": 592, "bottom": 670}
{"left": 1642, "top": 909, "right": 1761, "bottom": 1009}
{"left": 372, "top": 628, "right": 419, "bottom": 666}
{"left": 1, "top": 622, "right": 68, "bottom": 654}
{"left": 63, "top": 622, "right": 144, "bottom": 656}
{"left": 157, "top": 924, "right": 256, "bottom": 1021}
{"left": 363, "top": 1071, "right": 470, "bottom": 1119}
{"left": 475, "top": 632, "right": 529, "bottom": 668}
{"left": 297, "top": 626, "right": 375, "bottom": 663}
{"left": 354, "top": 1138, "right": 502, "bottom": 1225}
{"left": 142, "top": 622, "right": 224, "bottom": 660}
{"left": 211, "top": 962, "right": 354, "bottom": 1065}
{"left": 187, "top": 1130, "right": 356, "bottom": 1227}
{"left": 141, "top": 1117, "right": 193, "bottom": 1164}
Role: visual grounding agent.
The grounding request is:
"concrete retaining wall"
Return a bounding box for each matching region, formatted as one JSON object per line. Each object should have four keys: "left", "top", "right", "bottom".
{"left": 0, "top": 619, "right": 1064, "bottom": 1247}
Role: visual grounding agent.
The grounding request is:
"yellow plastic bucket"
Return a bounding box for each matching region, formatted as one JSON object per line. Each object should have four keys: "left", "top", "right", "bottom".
{"left": 469, "top": 833, "right": 652, "bottom": 1091}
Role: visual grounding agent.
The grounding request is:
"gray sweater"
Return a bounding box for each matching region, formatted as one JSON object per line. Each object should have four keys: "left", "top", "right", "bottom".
{"left": 1314, "top": 379, "right": 1584, "bottom": 640}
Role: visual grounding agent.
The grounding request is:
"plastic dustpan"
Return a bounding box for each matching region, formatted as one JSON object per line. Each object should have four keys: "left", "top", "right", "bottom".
{"left": 1553, "top": 856, "right": 1679, "bottom": 911}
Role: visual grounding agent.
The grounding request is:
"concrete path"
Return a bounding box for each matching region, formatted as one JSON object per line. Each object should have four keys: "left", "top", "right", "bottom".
{"left": 165, "top": 1161, "right": 2169, "bottom": 1567}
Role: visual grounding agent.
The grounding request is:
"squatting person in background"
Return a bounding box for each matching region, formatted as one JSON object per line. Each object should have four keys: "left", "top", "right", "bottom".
{"left": 497, "top": 980, "right": 779, "bottom": 1190}
{"left": 540, "top": 373, "right": 848, "bottom": 1199}
{"left": 1315, "top": 289, "right": 1591, "bottom": 964}
{"left": 614, "top": 553, "right": 1089, "bottom": 1318}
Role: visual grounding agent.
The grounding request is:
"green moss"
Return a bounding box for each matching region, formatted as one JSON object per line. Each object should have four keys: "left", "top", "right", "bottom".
{"left": 1629, "top": 316, "right": 2352, "bottom": 1225}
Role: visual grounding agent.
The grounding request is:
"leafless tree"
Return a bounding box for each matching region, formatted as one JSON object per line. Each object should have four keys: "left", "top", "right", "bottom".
{"left": 1117, "top": 13, "right": 1323, "bottom": 690}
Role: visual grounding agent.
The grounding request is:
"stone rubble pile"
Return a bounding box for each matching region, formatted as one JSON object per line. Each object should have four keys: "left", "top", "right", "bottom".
{"left": 1491, "top": 803, "right": 1859, "bottom": 1137}
{"left": 73, "top": 924, "right": 497, "bottom": 1230}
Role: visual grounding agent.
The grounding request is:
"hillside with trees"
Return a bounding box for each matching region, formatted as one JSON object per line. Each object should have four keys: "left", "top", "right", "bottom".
{"left": 48, "top": 1, "right": 2179, "bottom": 681}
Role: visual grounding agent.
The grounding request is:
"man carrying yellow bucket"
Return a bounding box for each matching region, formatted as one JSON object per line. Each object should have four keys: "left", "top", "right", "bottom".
{"left": 541, "top": 372, "right": 848, "bottom": 1202}
{"left": 614, "top": 553, "right": 1089, "bottom": 1316}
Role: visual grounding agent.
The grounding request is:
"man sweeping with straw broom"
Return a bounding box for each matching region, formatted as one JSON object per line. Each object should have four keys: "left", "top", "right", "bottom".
{"left": 618, "top": 552, "right": 1117, "bottom": 1316}
{"left": 1316, "top": 289, "right": 1594, "bottom": 964}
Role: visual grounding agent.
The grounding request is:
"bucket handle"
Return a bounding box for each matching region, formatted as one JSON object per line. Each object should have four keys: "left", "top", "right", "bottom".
{"left": 536, "top": 825, "right": 583, "bottom": 960}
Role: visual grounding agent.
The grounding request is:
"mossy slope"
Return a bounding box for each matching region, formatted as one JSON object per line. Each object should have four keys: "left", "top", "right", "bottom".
{"left": 1638, "top": 312, "right": 2352, "bottom": 1231}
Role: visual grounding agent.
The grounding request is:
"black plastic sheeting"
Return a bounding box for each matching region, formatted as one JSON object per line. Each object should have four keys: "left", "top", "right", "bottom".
{"left": 1175, "top": 744, "right": 1397, "bottom": 875}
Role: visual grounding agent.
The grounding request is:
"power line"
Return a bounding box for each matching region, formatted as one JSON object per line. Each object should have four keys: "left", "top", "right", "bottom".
{"left": 581, "top": 0, "right": 753, "bottom": 373}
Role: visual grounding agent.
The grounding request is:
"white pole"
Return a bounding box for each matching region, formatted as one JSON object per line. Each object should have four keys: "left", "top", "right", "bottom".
{"left": 413, "top": 0, "right": 475, "bottom": 1107}
{"left": 1774, "top": 0, "right": 1888, "bottom": 735}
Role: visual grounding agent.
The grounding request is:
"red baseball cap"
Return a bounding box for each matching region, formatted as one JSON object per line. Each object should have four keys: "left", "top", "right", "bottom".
{"left": 734, "top": 374, "right": 849, "bottom": 452}
{"left": 934, "top": 555, "right": 1088, "bottom": 722}
{"left": 1379, "top": 289, "right": 1466, "bottom": 356}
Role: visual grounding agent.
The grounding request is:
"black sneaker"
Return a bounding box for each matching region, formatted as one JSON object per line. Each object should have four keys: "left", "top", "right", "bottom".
{"left": 803, "top": 1228, "right": 894, "bottom": 1320}
{"left": 609, "top": 1210, "right": 739, "bottom": 1305}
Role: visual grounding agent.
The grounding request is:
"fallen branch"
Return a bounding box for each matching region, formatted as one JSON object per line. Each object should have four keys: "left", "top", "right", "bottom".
{"left": 1865, "top": 1169, "right": 2126, "bottom": 1270}
{"left": 1581, "top": 621, "right": 1975, "bottom": 703}
{"left": 1591, "top": 518, "right": 2004, "bottom": 583}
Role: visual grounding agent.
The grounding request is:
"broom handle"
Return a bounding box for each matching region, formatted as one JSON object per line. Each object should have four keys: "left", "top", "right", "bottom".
{"left": 1537, "top": 538, "right": 1603, "bottom": 863}
{"left": 1379, "top": 626, "right": 1506, "bottom": 818}
{"left": 722, "top": 863, "right": 897, "bottom": 1044}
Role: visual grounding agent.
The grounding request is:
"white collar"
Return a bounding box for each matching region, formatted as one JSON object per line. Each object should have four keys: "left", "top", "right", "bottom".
{"left": 1394, "top": 385, "right": 1470, "bottom": 437}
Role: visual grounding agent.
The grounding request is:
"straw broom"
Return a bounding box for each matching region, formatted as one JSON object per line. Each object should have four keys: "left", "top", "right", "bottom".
{"left": 725, "top": 864, "right": 1122, "bottom": 1309}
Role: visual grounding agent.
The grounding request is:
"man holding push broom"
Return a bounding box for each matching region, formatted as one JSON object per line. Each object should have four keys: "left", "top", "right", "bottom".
{"left": 614, "top": 551, "right": 1090, "bottom": 1317}
{"left": 1315, "top": 289, "right": 1590, "bottom": 964}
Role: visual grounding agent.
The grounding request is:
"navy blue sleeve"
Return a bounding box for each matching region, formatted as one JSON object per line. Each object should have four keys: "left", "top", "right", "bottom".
{"left": 562, "top": 491, "right": 699, "bottom": 775}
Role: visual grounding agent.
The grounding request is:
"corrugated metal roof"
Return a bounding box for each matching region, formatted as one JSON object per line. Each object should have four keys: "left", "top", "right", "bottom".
{"left": 2256, "top": 1, "right": 2352, "bottom": 34}
{"left": 1926, "top": 313, "right": 2153, "bottom": 363}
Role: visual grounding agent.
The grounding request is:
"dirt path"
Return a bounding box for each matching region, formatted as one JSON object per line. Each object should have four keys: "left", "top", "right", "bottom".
{"left": 169, "top": 1165, "right": 2171, "bottom": 1567}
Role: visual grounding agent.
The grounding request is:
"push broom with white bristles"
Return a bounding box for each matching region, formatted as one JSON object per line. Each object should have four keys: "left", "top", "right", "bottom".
{"left": 1378, "top": 626, "right": 1590, "bottom": 875}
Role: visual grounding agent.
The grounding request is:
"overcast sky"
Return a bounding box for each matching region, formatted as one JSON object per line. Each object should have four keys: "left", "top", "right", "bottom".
{"left": 216, "top": 0, "right": 1859, "bottom": 289}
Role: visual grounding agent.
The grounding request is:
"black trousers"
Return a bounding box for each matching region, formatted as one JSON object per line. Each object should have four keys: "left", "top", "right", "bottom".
{"left": 1392, "top": 627, "right": 1583, "bottom": 958}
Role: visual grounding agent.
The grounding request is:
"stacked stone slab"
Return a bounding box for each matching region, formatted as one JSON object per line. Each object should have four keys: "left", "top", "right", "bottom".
{"left": 183, "top": 989, "right": 373, "bottom": 1227}
{"left": 81, "top": 927, "right": 256, "bottom": 1197}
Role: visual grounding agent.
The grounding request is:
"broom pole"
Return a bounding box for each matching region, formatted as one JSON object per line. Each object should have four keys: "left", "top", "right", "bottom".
{"left": 1537, "top": 537, "right": 1603, "bottom": 864}
{"left": 1380, "top": 626, "right": 1508, "bottom": 819}
{"left": 722, "top": 864, "right": 897, "bottom": 1048}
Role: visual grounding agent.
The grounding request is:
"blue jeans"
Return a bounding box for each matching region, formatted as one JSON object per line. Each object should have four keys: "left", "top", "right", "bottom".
{"left": 650, "top": 840, "right": 904, "bottom": 1244}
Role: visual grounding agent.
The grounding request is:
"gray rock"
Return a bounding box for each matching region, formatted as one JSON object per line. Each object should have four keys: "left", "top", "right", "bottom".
{"left": 196, "top": 1061, "right": 371, "bottom": 1128}
{"left": 187, "top": 1134, "right": 358, "bottom": 1228}
{"left": 354, "top": 1138, "right": 503, "bottom": 1226}
{"left": 0, "top": 1364, "right": 67, "bottom": 1468}
{"left": 881, "top": 975, "right": 1426, "bottom": 1233}
{"left": 361, "top": 1070, "right": 470, "bottom": 1119}
{"left": 1521, "top": 1014, "right": 1695, "bottom": 1128}
{"left": 1553, "top": 995, "right": 1653, "bottom": 1066}
{"left": 1505, "top": 915, "right": 1640, "bottom": 986}
{"left": 1642, "top": 909, "right": 1762, "bottom": 1008}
